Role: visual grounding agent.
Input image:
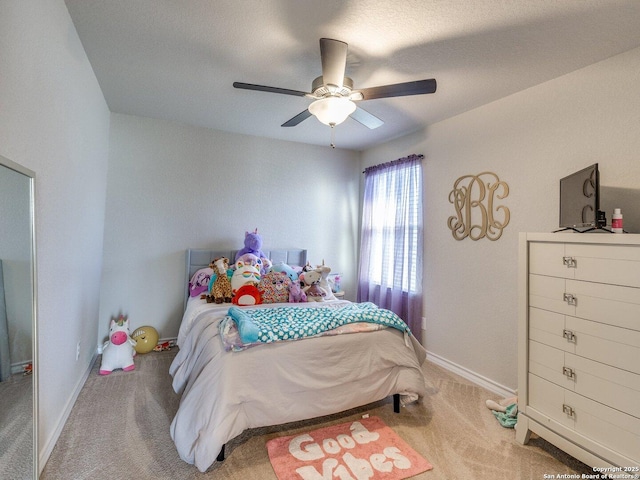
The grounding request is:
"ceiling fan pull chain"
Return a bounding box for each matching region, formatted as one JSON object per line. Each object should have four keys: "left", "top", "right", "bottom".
{"left": 330, "top": 123, "right": 336, "bottom": 148}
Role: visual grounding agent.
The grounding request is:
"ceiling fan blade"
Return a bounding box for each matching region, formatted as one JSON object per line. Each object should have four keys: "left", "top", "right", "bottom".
{"left": 320, "top": 38, "right": 348, "bottom": 89}
{"left": 350, "top": 106, "right": 384, "bottom": 129}
{"left": 233, "top": 82, "right": 308, "bottom": 97}
{"left": 356, "top": 79, "right": 437, "bottom": 100}
{"left": 281, "top": 109, "right": 313, "bottom": 127}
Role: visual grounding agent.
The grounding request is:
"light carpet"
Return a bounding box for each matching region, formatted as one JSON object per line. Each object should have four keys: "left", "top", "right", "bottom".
{"left": 0, "top": 373, "right": 33, "bottom": 480}
{"left": 41, "top": 348, "right": 594, "bottom": 480}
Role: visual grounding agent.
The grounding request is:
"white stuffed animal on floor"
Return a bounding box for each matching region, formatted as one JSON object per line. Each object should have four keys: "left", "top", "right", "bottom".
{"left": 99, "top": 315, "right": 137, "bottom": 375}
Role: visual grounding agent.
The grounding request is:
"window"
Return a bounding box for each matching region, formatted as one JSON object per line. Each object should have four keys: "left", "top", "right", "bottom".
{"left": 367, "top": 162, "right": 422, "bottom": 293}
{"left": 358, "top": 154, "right": 423, "bottom": 339}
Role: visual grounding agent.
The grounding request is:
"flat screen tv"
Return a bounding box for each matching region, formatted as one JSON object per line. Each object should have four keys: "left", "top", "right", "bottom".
{"left": 558, "top": 163, "right": 600, "bottom": 229}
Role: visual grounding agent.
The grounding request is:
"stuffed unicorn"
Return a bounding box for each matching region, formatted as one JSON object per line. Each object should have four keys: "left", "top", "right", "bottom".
{"left": 99, "top": 315, "right": 137, "bottom": 375}
{"left": 235, "top": 229, "right": 267, "bottom": 263}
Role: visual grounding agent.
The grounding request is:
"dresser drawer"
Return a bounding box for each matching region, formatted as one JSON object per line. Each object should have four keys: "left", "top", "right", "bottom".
{"left": 529, "top": 340, "right": 640, "bottom": 417}
{"left": 565, "top": 315, "right": 640, "bottom": 374}
{"left": 567, "top": 243, "right": 640, "bottom": 288}
{"left": 528, "top": 374, "right": 574, "bottom": 430}
{"left": 529, "top": 275, "right": 575, "bottom": 316}
{"left": 529, "top": 241, "right": 640, "bottom": 288}
{"left": 529, "top": 308, "right": 576, "bottom": 352}
{"left": 529, "top": 307, "right": 640, "bottom": 374}
{"left": 568, "top": 280, "right": 640, "bottom": 332}
{"left": 530, "top": 242, "right": 572, "bottom": 278}
{"left": 565, "top": 389, "right": 640, "bottom": 464}
{"left": 566, "top": 352, "right": 640, "bottom": 419}
{"left": 529, "top": 340, "right": 572, "bottom": 388}
{"left": 528, "top": 375, "right": 640, "bottom": 463}
{"left": 529, "top": 274, "right": 640, "bottom": 332}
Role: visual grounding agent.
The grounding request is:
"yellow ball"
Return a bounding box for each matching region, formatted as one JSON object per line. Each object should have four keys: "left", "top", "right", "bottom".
{"left": 131, "top": 326, "right": 159, "bottom": 354}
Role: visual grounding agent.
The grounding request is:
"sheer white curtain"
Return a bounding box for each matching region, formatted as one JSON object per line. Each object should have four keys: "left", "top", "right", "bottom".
{"left": 358, "top": 154, "right": 423, "bottom": 342}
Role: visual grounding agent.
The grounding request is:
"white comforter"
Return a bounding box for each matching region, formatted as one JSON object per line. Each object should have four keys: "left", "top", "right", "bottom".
{"left": 169, "top": 298, "right": 427, "bottom": 472}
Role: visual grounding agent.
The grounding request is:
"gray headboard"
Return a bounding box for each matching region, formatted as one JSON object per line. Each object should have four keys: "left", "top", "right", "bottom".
{"left": 184, "top": 248, "right": 307, "bottom": 310}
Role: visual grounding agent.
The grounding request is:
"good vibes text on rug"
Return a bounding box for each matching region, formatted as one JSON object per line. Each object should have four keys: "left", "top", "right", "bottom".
{"left": 267, "top": 416, "right": 432, "bottom": 480}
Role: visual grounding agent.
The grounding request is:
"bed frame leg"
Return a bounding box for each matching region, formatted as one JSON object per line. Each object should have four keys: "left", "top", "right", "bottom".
{"left": 217, "top": 444, "right": 225, "bottom": 462}
{"left": 393, "top": 393, "right": 400, "bottom": 413}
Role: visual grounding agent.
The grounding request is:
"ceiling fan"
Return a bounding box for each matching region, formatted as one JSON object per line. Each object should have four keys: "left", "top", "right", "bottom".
{"left": 233, "top": 38, "right": 436, "bottom": 137}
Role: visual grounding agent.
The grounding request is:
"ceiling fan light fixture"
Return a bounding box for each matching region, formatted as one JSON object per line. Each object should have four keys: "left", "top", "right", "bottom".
{"left": 308, "top": 96, "right": 356, "bottom": 126}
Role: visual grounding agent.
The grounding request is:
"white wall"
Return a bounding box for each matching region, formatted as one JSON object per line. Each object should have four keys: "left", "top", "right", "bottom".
{"left": 98, "top": 114, "right": 360, "bottom": 344}
{"left": 0, "top": 0, "right": 110, "bottom": 465}
{"left": 362, "top": 46, "right": 640, "bottom": 391}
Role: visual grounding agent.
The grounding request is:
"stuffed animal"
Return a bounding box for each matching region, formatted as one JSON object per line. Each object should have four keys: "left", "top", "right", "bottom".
{"left": 230, "top": 261, "right": 262, "bottom": 306}
{"left": 235, "top": 229, "right": 266, "bottom": 263}
{"left": 235, "top": 253, "right": 263, "bottom": 272}
{"left": 260, "top": 256, "right": 273, "bottom": 275}
{"left": 188, "top": 266, "right": 214, "bottom": 297}
{"left": 207, "top": 257, "right": 233, "bottom": 304}
{"left": 299, "top": 269, "right": 327, "bottom": 302}
{"left": 271, "top": 262, "right": 299, "bottom": 283}
{"left": 258, "top": 271, "right": 292, "bottom": 304}
{"left": 99, "top": 315, "right": 137, "bottom": 375}
{"left": 231, "top": 261, "right": 261, "bottom": 293}
{"left": 232, "top": 284, "right": 262, "bottom": 306}
{"left": 153, "top": 341, "right": 172, "bottom": 352}
{"left": 288, "top": 281, "right": 307, "bottom": 303}
{"left": 315, "top": 263, "right": 336, "bottom": 301}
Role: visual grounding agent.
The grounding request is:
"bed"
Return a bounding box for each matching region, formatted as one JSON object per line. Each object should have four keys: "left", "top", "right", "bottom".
{"left": 169, "top": 248, "right": 427, "bottom": 472}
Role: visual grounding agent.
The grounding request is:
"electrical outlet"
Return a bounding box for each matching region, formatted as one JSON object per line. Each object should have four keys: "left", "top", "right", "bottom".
{"left": 76, "top": 342, "right": 80, "bottom": 361}
{"left": 421, "top": 317, "right": 427, "bottom": 330}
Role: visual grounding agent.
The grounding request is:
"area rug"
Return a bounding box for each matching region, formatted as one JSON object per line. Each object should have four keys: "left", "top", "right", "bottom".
{"left": 267, "top": 416, "right": 433, "bottom": 479}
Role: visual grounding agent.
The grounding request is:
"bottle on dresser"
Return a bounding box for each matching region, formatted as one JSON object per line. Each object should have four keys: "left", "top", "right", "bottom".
{"left": 612, "top": 208, "right": 623, "bottom": 233}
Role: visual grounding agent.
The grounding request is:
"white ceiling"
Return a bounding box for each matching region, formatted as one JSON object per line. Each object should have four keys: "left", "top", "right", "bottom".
{"left": 64, "top": 0, "right": 640, "bottom": 151}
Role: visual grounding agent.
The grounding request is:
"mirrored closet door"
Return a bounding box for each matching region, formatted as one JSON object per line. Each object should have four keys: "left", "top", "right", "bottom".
{"left": 0, "top": 155, "right": 37, "bottom": 479}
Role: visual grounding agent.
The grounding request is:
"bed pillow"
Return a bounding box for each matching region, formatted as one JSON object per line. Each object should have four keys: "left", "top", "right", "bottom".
{"left": 258, "top": 271, "right": 292, "bottom": 304}
{"left": 188, "top": 267, "right": 214, "bottom": 297}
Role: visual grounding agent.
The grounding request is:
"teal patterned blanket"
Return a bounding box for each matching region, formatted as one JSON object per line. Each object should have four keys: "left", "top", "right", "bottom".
{"left": 226, "top": 302, "right": 410, "bottom": 346}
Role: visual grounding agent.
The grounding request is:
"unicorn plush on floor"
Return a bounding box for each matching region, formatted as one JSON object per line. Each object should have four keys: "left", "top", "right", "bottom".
{"left": 99, "top": 315, "right": 137, "bottom": 375}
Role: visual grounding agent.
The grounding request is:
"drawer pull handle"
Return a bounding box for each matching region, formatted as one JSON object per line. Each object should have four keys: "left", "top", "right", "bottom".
{"left": 563, "top": 329, "right": 577, "bottom": 343}
{"left": 562, "top": 366, "right": 576, "bottom": 380}
{"left": 562, "top": 256, "right": 577, "bottom": 268}
{"left": 563, "top": 293, "right": 577, "bottom": 306}
{"left": 562, "top": 404, "right": 575, "bottom": 418}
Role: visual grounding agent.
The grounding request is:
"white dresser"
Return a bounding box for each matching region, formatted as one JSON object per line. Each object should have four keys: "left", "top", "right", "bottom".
{"left": 517, "top": 233, "right": 640, "bottom": 471}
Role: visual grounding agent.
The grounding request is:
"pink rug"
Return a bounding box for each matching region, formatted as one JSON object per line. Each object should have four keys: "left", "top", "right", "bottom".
{"left": 266, "top": 416, "right": 433, "bottom": 480}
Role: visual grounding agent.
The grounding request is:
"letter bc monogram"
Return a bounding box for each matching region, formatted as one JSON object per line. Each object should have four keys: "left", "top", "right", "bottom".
{"left": 447, "top": 172, "right": 510, "bottom": 241}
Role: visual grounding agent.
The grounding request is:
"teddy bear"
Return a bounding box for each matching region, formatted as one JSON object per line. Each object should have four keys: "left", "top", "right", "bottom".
{"left": 299, "top": 269, "right": 327, "bottom": 302}
{"left": 207, "top": 257, "right": 232, "bottom": 304}
{"left": 258, "top": 271, "right": 292, "bottom": 304}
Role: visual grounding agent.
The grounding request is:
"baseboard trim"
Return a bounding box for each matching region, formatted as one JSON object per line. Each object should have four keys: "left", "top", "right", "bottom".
{"left": 39, "top": 353, "right": 97, "bottom": 474}
{"left": 10, "top": 359, "right": 32, "bottom": 375}
{"left": 426, "top": 350, "right": 515, "bottom": 399}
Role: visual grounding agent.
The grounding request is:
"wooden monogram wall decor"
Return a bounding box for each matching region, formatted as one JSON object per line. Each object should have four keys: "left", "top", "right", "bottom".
{"left": 447, "top": 172, "right": 510, "bottom": 241}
